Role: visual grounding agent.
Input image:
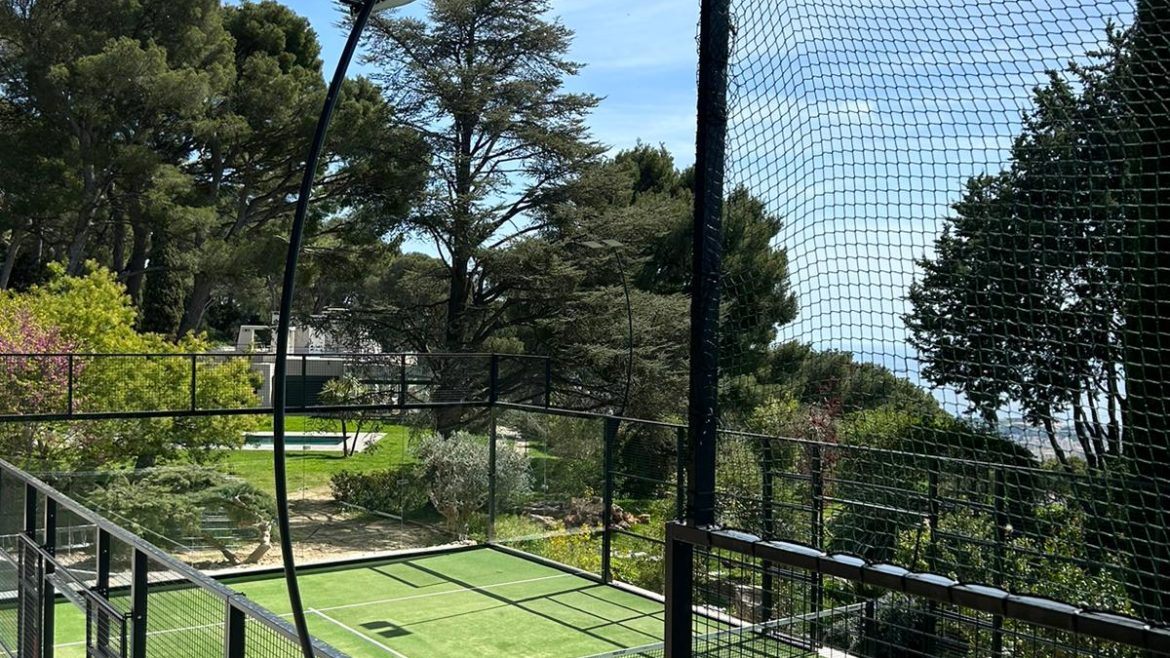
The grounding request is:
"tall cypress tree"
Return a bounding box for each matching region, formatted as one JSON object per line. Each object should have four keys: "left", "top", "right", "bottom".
{"left": 140, "top": 229, "right": 187, "bottom": 337}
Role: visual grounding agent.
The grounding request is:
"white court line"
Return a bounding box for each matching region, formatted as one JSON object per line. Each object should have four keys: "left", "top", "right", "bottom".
{"left": 310, "top": 608, "right": 410, "bottom": 658}
{"left": 306, "top": 572, "right": 574, "bottom": 614}
{"left": 54, "top": 572, "right": 576, "bottom": 649}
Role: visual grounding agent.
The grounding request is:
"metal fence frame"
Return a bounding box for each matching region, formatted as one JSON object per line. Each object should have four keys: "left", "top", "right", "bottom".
{"left": 0, "top": 352, "right": 552, "bottom": 423}
{"left": 0, "top": 458, "right": 348, "bottom": 658}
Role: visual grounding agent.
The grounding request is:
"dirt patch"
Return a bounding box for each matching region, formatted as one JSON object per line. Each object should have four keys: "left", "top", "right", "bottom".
{"left": 180, "top": 487, "right": 459, "bottom": 571}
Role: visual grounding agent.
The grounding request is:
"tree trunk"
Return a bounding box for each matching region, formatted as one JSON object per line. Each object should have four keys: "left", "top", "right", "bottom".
{"left": 435, "top": 252, "right": 471, "bottom": 437}
{"left": 0, "top": 230, "right": 21, "bottom": 290}
{"left": 179, "top": 273, "right": 213, "bottom": 337}
{"left": 123, "top": 218, "right": 150, "bottom": 305}
{"left": 243, "top": 522, "right": 272, "bottom": 564}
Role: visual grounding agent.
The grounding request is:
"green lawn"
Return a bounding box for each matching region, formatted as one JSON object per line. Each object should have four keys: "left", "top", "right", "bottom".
{"left": 257, "top": 415, "right": 411, "bottom": 434}
{"left": 218, "top": 422, "right": 414, "bottom": 495}
{"left": 44, "top": 548, "right": 698, "bottom": 658}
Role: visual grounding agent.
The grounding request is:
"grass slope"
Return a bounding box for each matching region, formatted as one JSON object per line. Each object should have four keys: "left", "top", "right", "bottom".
{"left": 218, "top": 422, "right": 413, "bottom": 495}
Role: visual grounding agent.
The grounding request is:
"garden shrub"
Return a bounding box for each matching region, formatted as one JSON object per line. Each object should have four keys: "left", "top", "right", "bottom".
{"left": 330, "top": 466, "right": 428, "bottom": 515}
{"left": 415, "top": 431, "right": 531, "bottom": 536}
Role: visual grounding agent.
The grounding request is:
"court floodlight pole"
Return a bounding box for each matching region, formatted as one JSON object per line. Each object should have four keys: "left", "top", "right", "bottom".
{"left": 272, "top": 0, "right": 415, "bottom": 655}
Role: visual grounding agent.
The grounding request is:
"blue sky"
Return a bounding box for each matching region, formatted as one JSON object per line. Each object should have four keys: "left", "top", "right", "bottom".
{"left": 280, "top": 0, "right": 1134, "bottom": 430}
{"left": 278, "top": 0, "right": 701, "bottom": 163}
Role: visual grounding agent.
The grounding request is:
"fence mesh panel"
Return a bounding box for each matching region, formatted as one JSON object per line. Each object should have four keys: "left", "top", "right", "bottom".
{"left": 697, "top": 0, "right": 1170, "bottom": 643}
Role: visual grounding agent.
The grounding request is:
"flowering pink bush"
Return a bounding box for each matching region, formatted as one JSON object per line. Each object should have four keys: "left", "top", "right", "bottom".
{"left": 0, "top": 309, "right": 84, "bottom": 415}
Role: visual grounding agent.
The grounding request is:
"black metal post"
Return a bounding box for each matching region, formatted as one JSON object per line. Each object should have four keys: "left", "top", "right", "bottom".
{"left": 301, "top": 354, "right": 308, "bottom": 409}
{"left": 20, "top": 483, "right": 36, "bottom": 658}
{"left": 488, "top": 409, "right": 498, "bottom": 544}
{"left": 925, "top": 467, "right": 939, "bottom": 656}
{"left": 810, "top": 443, "right": 825, "bottom": 641}
{"left": 489, "top": 354, "right": 500, "bottom": 404}
{"left": 96, "top": 529, "right": 111, "bottom": 653}
{"left": 41, "top": 498, "right": 55, "bottom": 658}
{"left": 664, "top": 524, "right": 695, "bottom": 658}
{"left": 23, "top": 483, "right": 35, "bottom": 538}
{"left": 270, "top": 1, "right": 383, "bottom": 654}
{"left": 760, "top": 440, "right": 775, "bottom": 621}
{"left": 66, "top": 355, "right": 74, "bottom": 416}
{"left": 224, "top": 601, "right": 246, "bottom": 658}
{"left": 686, "top": 0, "right": 730, "bottom": 529}
{"left": 992, "top": 468, "right": 1007, "bottom": 658}
{"left": 670, "top": 0, "right": 730, "bottom": 651}
{"left": 675, "top": 427, "right": 686, "bottom": 520}
{"left": 862, "top": 598, "right": 878, "bottom": 658}
{"left": 543, "top": 358, "right": 552, "bottom": 408}
{"left": 601, "top": 417, "right": 618, "bottom": 583}
{"left": 190, "top": 354, "right": 198, "bottom": 412}
{"left": 130, "top": 549, "right": 148, "bottom": 658}
{"left": 400, "top": 354, "right": 408, "bottom": 407}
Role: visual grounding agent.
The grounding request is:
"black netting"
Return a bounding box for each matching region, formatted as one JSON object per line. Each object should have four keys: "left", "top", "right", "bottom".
{"left": 685, "top": 0, "right": 1170, "bottom": 646}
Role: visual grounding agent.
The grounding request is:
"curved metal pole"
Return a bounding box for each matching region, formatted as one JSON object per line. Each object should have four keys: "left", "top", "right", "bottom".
{"left": 614, "top": 251, "right": 633, "bottom": 418}
{"left": 272, "top": 1, "right": 378, "bottom": 655}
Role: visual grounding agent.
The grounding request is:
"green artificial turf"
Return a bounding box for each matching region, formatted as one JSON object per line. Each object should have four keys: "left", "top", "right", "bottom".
{"left": 217, "top": 423, "right": 414, "bottom": 496}
{"left": 45, "top": 548, "right": 675, "bottom": 658}
{"left": 26, "top": 546, "right": 818, "bottom": 657}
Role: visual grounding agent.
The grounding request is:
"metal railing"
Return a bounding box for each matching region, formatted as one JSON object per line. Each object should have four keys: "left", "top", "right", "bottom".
{"left": 0, "top": 458, "right": 348, "bottom": 658}
{"left": 0, "top": 352, "right": 553, "bottom": 423}
{"left": 664, "top": 524, "right": 1170, "bottom": 657}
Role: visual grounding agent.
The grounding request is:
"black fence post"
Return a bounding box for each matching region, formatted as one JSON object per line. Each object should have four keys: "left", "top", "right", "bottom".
{"left": 925, "top": 467, "right": 940, "bottom": 656}
{"left": 992, "top": 468, "right": 1007, "bottom": 658}
{"left": 399, "top": 354, "right": 408, "bottom": 407}
{"left": 670, "top": 0, "right": 731, "bottom": 648}
{"left": 19, "top": 483, "right": 36, "bottom": 658}
{"left": 300, "top": 354, "right": 308, "bottom": 409}
{"left": 761, "top": 440, "right": 775, "bottom": 621}
{"left": 488, "top": 409, "right": 498, "bottom": 544}
{"left": 810, "top": 443, "right": 825, "bottom": 641}
{"left": 190, "top": 354, "right": 198, "bottom": 413}
{"left": 96, "top": 529, "right": 112, "bottom": 653}
{"left": 675, "top": 426, "right": 686, "bottom": 520}
{"left": 489, "top": 354, "right": 500, "bottom": 404}
{"left": 66, "top": 355, "right": 74, "bottom": 416}
{"left": 664, "top": 524, "right": 694, "bottom": 658}
{"left": 543, "top": 358, "right": 552, "bottom": 408}
{"left": 862, "top": 598, "right": 878, "bottom": 658}
{"left": 41, "top": 497, "right": 56, "bottom": 658}
{"left": 224, "top": 601, "right": 246, "bottom": 658}
{"left": 130, "top": 549, "right": 148, "bottom": 658}
{"left": 601, "top": 417, "right": 618, "bottom": 584}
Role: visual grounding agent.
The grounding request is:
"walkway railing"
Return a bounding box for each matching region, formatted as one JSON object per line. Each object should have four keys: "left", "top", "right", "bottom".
{"left": 0, "top": 458, "right": 348, "bottom": 658}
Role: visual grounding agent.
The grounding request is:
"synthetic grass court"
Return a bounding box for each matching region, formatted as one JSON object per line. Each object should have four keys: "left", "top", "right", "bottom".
{"left": 46, "top": 547, "right": 691, "bottom": 658}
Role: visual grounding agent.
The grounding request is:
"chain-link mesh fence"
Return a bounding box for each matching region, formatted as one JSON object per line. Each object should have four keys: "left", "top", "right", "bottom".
{"left": 0, "top": 458, "right": 348, "bottom": 658}
{"left": 667, "top": 0, "right": 1170, "bottom": 652}
{"left": 670, "top": 526, "right": 1170, "bottom": 658}
{"left": 671, "top": 0, "right": 1170, "bottom": 650}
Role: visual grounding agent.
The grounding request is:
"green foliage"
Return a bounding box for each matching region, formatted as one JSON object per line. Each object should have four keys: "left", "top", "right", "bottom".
{"left": 905, "top": 29, "right": 1130, "bottom": 464}
{"left": 139, "top": 229, "right": 187, "bottom": 336}
{"left": 330, "top": 466, "right": 428, "bottom": 516}
{"left": 508, "top": 412, "right": 603, "bottom": 499}
{"left": 85, "top": 467, "right": 276, "bottom": 564}
{"left": 0, "top": 266, "right": 258, "bottom": 469}
{"left": 415, "top": 431, "right": 532, "bottom": 535}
